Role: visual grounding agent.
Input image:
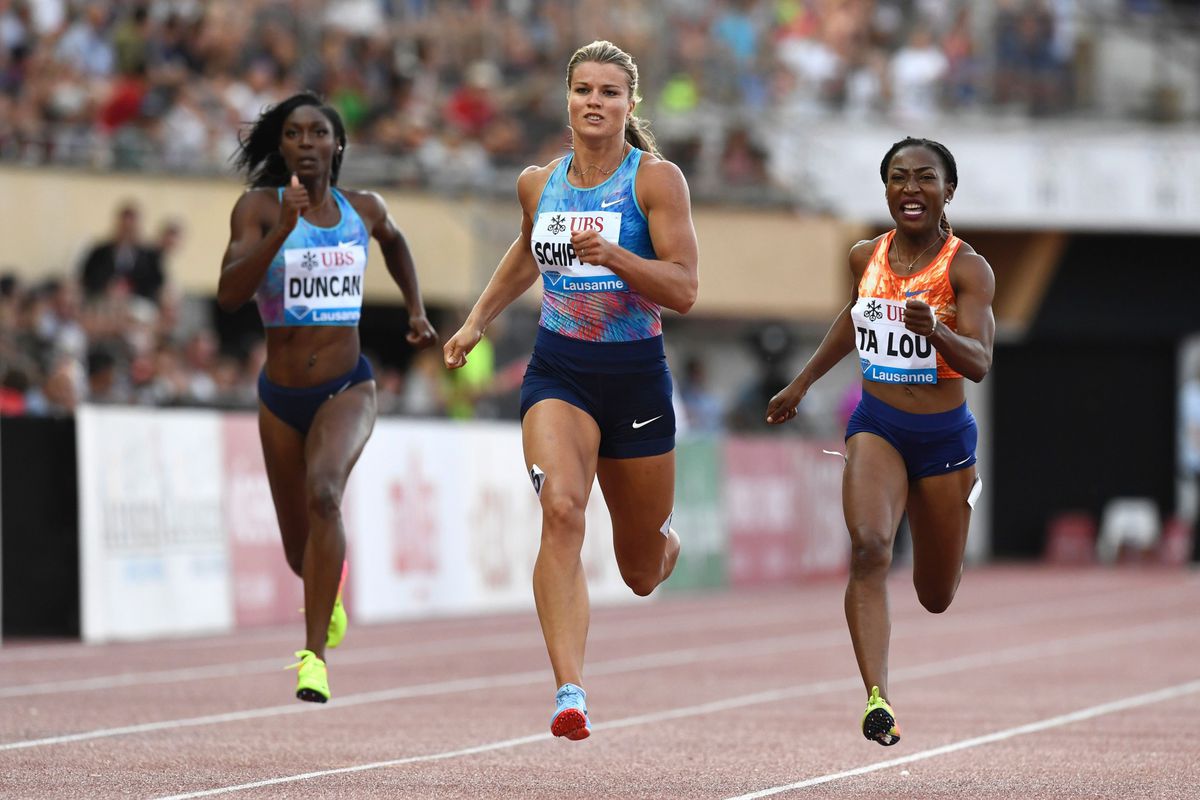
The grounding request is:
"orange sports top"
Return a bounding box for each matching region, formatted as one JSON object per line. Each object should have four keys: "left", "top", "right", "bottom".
{"left": 851, "top": 230, "right": 963, "bottom": 384}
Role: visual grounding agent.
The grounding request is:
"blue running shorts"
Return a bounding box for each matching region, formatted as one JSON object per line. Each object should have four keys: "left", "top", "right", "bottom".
{"left": 258, "top": 354, "right": 374, "bottom": 434}
{"left": 846, "top": 390, "right": 977, "bottom": 480}
{"left": 520, "top": 327, "right": 675, "bottom": 459}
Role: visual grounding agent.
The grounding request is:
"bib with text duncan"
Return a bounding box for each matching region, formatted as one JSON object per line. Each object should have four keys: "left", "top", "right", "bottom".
{"left": 283, "top": 243, "right": 366, "bottom": 326}
{"left": 851, "top": 296, "right": 938, "bottom": 384}
{"left": 531, "top": 211, "right": 626, "bottom": 293}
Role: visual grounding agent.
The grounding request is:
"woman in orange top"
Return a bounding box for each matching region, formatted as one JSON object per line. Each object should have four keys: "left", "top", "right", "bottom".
{"left": 766, "top": 137, "right": 996, "bottom": 746}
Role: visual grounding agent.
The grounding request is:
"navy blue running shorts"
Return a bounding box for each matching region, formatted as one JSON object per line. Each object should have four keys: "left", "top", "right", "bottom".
{"left": 520, "top": 327, "right": 675, "bottom": 459}
{"left": 258, "top": 354, "right": 374, "bottom": 434}
{"left": 845, "top": 390, "right": 977, "bottom": 480}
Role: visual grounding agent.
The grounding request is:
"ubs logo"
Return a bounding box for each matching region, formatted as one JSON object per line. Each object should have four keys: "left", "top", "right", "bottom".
{"left": 547, "top": 215, "right": 567, "bottom": 235}
{"left": 302, "top": 251, "right": 318, "bottom": 270}
{"left": 864, "top": 300, "right": 883, "bottom": 321}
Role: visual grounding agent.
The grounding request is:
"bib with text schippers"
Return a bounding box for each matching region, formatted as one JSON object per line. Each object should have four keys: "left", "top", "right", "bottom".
{"left": 851, "top": 296, "right": 938, "bottom": 384}
{"left": 531, "top": 210, "right": 625, "bottom": 293}
{"left": 531, "top": 147, "right": 661, "bottom": 343}
{"left": 282, "top": 243, "right": 366, "bottom": 325}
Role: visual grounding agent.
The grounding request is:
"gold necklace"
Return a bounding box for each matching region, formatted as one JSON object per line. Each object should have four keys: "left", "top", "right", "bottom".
{"left": 571, "top": 143, "right": 629, "bottom": 180}
{"left": 894, "top": 235, "right": 942, "bottom": 274}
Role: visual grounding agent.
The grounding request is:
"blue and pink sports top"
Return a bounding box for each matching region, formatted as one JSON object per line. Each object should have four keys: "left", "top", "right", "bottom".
{"left": 255, "top": 187, "right": 370, "bottom": 328}
{"left": 530, "top": 147, "right": 660, "bottom": 343}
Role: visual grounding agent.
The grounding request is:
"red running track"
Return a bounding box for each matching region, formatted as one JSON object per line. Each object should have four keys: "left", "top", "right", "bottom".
{"left": 0, "top": 565, "right": 1197, "bottom": 799}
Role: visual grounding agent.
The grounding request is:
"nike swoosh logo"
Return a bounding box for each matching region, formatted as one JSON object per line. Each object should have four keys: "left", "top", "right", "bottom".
{"left": 631, "top": 415, "right": 663, "bottom": 429}
{"left": 945, "top": 455, "right": 972, "bottom": 469}
{"left": 338, "top": 240, "right": 356, "bottom": 248}
{"left": 905, "top": 289, "right": 928, "bottom": 297}
{"left": 329, "top": 380, "right": 352, "bottom": 398}
{"left": 600, "top": 197, "right": 624, "bottom": 209}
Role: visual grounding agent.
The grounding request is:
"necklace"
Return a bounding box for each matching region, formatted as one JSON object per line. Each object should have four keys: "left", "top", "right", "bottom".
{"left": 571, "top": 143, "right": 629, "bottom": 180}
{"left": 893, "top": 235, "right": 943, "bottom": 274}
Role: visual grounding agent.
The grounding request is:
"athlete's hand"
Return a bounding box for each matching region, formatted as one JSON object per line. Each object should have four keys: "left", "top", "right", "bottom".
{"left": 904, "top": 299, "right": 937, "bottom": 338}
{"left": 571, "top": 229, "right": 615, "bottom": 267}
{"left": 443, "top": 323, "right": 483, "bottom": 369}
{"left": 278, "top": 173, "right": 309, "bottom": 231}
{"left": 766, "top": 380, "right": 808, "bottom": 425}
{"left": 406, "top": 314, "right": 438, "bottom": 349}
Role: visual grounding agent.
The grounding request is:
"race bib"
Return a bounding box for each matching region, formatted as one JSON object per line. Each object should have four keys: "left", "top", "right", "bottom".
{"left": 531, "top": 211, "right": 625, "bottom": 293}
{"left": 283, "top": 243, "right": 366, "bottom": 325}
{"left": 851, "top": 296, "right": 938, "bottom": 384}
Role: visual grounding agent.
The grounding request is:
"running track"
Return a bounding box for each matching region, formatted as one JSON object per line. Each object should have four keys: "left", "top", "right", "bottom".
{"left": 1, "top": 566, "right": 1196, "bottom": 799}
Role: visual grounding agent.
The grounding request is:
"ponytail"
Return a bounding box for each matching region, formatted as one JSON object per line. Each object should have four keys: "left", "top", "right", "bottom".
{"left": 625, "top": 115, "right": 659, "bottom": 158}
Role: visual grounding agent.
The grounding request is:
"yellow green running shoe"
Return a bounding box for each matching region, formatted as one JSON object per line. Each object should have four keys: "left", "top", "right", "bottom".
{"left": 861, "top": 686, "right": 900, "bottom": 746}
{"left": 288, "top": 649, "right": 329, "bottom": 703}
{"left": 326, "top": 560, "right": 349, "bottom": 650}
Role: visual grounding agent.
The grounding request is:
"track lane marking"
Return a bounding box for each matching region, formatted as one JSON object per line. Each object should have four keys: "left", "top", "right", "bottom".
{"left": 723, "top": 678, "right": 1200, "bottom": 799}
{"left": 142, "top": 619, "right": 1195, "bottom": 798}
{"left": 0, "top": 584, "right": 1181, "bottom": 699}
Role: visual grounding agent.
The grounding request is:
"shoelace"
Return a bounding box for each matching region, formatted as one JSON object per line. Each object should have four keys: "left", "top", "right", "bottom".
{"left": 556, "top": 687, "right": 584, "bottom": 709}
{"left": 287, "top": 650, "right": 319, "bottom": 671}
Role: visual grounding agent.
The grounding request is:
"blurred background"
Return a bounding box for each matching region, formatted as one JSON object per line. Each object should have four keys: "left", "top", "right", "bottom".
{"left": 0, "top": 0, "right": 1197, "bottom": 642}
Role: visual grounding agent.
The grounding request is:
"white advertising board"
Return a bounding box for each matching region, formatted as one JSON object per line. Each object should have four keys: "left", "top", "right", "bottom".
{"left": 77, "top": 406, "right": 232, "bottom": 642}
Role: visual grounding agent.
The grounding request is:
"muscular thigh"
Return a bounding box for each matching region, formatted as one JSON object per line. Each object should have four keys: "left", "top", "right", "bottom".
{"left": 304, "top": 381, "right": 377, "bottom": 482}
{"left": 522, "top": 399, "right": 601, "bottom": 508}
{"left": 843, "top": 433, "right": 909, "bottom": 544}
{"left": 906, "top": 465, "right": 977, "bottom": 580}
{"left": 597, "top": 451, "right": 676, "bottom": 549}
{"left": 259, "top": 402, "right": 309, "bottom": 543}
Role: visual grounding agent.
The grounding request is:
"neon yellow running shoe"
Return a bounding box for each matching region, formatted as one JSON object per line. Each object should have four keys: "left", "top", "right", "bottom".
{"left": 326, "top": 560, "right": 349, "bottom": 650}
{"left": 861, "top": 686, "right": 900, "bottom": 746}
{"left": 287, "top": 649, "right": 329, "bottom": 703}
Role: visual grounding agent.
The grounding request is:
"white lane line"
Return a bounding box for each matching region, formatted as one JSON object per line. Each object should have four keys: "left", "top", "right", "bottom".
{"left": 722, "top": 678, "right": 1200, "bottom": 799}
{"left": 146, "top": 620, "right": 1194, "bottom": 799}
{"left": 2, "top": 583, "right": 1180, "bottom": 699}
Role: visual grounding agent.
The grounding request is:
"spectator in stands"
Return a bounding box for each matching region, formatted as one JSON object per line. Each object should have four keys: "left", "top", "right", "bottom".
{"left": 79, "top": 201, "right": 163, "bottom": 303}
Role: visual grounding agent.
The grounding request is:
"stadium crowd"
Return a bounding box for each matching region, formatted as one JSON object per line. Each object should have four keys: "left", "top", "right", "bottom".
{"left": 0, "top": 0, "right": 1170, "bottom": 188}
{"left": 0, "top": 0, "right": 1191, "bottom": 420}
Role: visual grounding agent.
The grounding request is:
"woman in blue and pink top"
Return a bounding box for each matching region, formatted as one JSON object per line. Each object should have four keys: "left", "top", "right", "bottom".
{"left": 218, "top": 92, "right": 437, "bottom": 703}
{"left": 444, "top": 40, "right": 700, "bottom": 741}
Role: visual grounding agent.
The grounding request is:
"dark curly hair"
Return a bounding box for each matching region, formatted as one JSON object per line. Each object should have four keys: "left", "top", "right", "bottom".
{"left": 232, "top": 92, "right": 347, "bottom": 188}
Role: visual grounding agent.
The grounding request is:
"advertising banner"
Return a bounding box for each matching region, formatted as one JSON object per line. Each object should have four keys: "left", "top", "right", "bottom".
{"left": 77, "top": 406, "right": 231, "bottom": 642}
{"left": 222, "top": 412, "right": 305, "bottom": 628}
{"left": 724, "top": 437, "right": 848, "bottom": 587}
{"left": 664, "top": 435, "right": 727, "bottom": 591}
{"left": 346, "top": 417, "right": 633, "bottom": 622}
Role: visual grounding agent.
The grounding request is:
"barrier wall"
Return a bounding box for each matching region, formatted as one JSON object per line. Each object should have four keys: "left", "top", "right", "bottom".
{"left": 73, "top": 406, "right": 852, "bottom": 644}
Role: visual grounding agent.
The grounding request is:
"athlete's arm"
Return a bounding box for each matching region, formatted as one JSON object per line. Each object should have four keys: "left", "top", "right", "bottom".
{"left": 444, "top": 166, "right": 543, "bottom": 368}
{"left": 355, "top": 191, "right": 437, "bottom": 347}
{"left": 925, "top": 249, "right": 995, "bottom": 382}
{"left": 217, "top": 183, "right": 304, "bottom": 312}
{"left": 571, "top": 158, "right": 699, "bottom": 314}
{"left": 766, "top": 240, "right": 871, "bottom": 424}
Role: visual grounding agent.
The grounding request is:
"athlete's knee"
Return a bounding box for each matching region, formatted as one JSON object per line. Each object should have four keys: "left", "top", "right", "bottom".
{"left": 916, "top": 585, "right": 956, "bottom": 614}
{"left": 847, "top": 526, "right": 893, "bottom": 577}
{"left": 619, "top": 565, "right": 663, "bottom": 597}
{"left": 539, "top": 492, "right": 586, "bottom": 541}
{"left": 915, "top": 574, "right": 961, "bottom": 614}
{"left": 306, "top": 474, "right": 344, "bottom": 522}
{"left": 283, "top": 547, "right": 304, "bottom": 577}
